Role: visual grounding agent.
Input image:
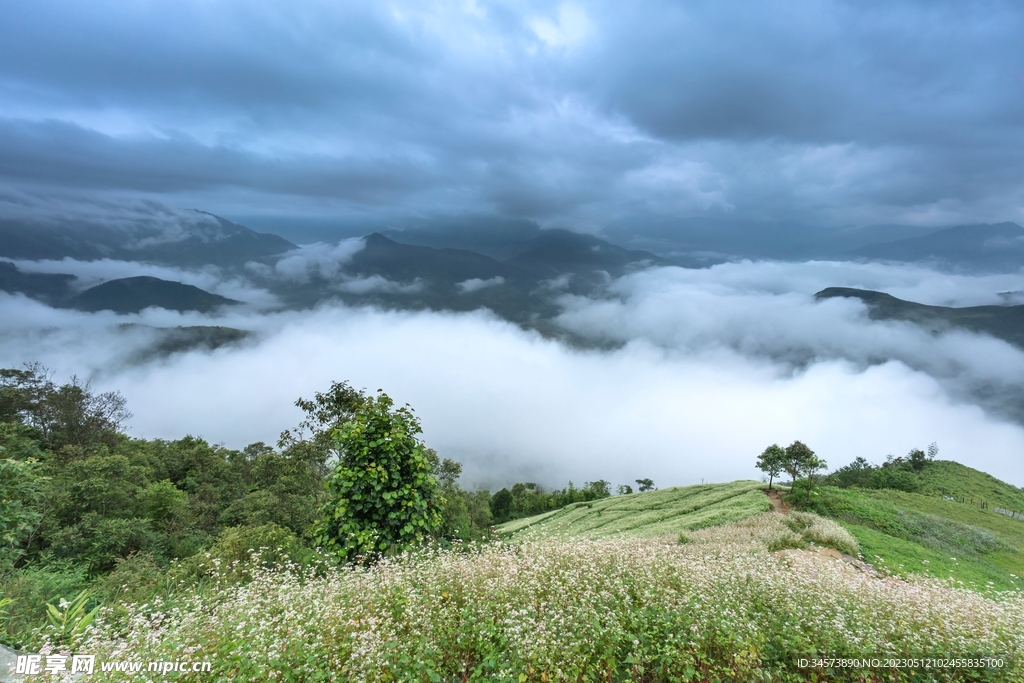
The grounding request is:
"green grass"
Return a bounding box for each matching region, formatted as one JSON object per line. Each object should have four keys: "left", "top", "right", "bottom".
{"left": 844, "top": 523, "right": 1020, "bottom": 591}
{"left": 918, "top": 460, "right": 1024, "bottom": 514}
{"left": 497, "top": 480, "right": 771, "bottom": 539}
{"left": 807, "top": 483, "right": 1024, "bottom": 592}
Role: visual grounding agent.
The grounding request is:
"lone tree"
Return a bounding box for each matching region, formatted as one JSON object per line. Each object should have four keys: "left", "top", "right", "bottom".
{"left": 756, "top": 444, "right": 785, "bottom": 490}
{"left": 635, "top": 478, "right": 655, "bottom": 492}
{"left": 314, "top": 391, "right": 442, "bottom": 564}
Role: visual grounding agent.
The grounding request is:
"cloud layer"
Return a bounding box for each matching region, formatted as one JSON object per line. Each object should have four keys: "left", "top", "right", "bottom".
{"left": 2, "top": 259, "right": 1023, "bottom": 489}
{"left": 1, "top": 0, "right": 1022, "bottom": 230}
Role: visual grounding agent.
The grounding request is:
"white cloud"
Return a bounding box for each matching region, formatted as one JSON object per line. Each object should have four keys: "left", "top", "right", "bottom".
{"left": 337, "top": 275, "right": 424, "bottom": 294}
{"left": 457, "top": 276, "right": 504, "bottom": 293}
{"left": 271, "top": 238, "right": 366, "bottom": 282}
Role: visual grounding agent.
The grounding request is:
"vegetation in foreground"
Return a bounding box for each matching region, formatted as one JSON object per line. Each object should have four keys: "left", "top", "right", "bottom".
{"left": 73, "top": 513, "right": 1023, "bottom": 682}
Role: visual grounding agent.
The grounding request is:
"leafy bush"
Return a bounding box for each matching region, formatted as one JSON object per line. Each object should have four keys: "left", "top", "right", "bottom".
{"left": 314, "top": 392, "right": 443, "bottom": 564}
{"left": 869, "top": 466, "right": 920, "bottom": 493}
{"left": 46, "top": 515, "right": 163, "bottom": 574}
{"left": 140, "top": 479, "right": 189, "bottom": 524}
{"left": 44, "top": 589, "right": 99, "bottom": 649}
{"left": 89, "top": 552, "right": 165, "bottom": 607}
{"left": 0, "top": 457, "right": 45, "bottom": 570}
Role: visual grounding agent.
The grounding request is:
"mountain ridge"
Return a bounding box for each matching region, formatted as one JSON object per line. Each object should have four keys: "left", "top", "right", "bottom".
{"left": 847, "top": 222, "right": 1024, "bottom": 271}
{"left": 0, "top": 210, "right": 297, "bottom": 267}
{"left": 815, "top": 286, "right": 1024, "bottom": 348}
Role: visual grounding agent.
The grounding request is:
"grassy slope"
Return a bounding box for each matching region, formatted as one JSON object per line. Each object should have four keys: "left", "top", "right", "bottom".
{"left": 808, "top": 461, "right": 1024, "bottom": 591}
{"left": 917, "top": 459, "right": 1024, "bottom": 512}
{"left": 497, "top": 480, "right": 771, "bottom": 539}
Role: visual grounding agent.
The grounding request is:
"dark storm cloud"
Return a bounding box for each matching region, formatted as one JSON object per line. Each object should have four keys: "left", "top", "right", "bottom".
{"left": 0, "top": 0, "right": 1021, "bottom": 227}
{"left": 589, "top": 0, "right": 1024, "bottom": 145}
{"left": 0, "top": 119, "right": 438, "bottom": 200}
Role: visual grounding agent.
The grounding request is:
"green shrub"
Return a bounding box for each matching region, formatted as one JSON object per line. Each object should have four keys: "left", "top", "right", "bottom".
{"left": 173, "top": 524, "right": 321, "bottom": 585}
{"left": 140, "top": 479, "right": 188, "bottom": 524}
{"left": 47, "top": 515, "right": 163, "bottom": 574}
{"left": 90, "top": 552, "right": 165, "bottom": 607}
{"left": 869, "top": 467, "right": 920, "bottom": 493}
{"left": 787, "top": 511, "right": 860, "bottom": 556}
{"left": 0, "top": 457, "right": 45, "bottom": 570}
{"left": 44, "top": 589, "right": 99, "bottom": 649}
{"left": 0, "top": 561, "right": 88, "bottom": 649}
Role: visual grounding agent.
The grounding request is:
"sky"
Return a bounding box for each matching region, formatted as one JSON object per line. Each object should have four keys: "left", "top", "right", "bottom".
{"left": 2, "top": 0, "right": 1023, "bottom": 235}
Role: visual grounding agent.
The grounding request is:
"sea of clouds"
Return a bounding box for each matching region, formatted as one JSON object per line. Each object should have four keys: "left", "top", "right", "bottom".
{"left": 2, "top": 257, "right": 1023, "bottom": 489}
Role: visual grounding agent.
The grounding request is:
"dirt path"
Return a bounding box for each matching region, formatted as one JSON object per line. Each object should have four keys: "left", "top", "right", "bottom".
{"left": 764, "top": 489, "right": 789, "bottom": 514}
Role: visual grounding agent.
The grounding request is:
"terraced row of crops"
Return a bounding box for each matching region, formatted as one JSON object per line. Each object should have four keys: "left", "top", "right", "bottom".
{"left": 498, "top": 479, "right": 771, "bottom": 538}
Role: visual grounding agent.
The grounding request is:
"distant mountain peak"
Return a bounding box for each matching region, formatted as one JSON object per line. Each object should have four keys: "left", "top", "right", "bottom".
{"left": 506, "top": 228, "right": 674, "bottom": 275}
{"left": 72, "top": 276, "right": 239, "bottom": 314}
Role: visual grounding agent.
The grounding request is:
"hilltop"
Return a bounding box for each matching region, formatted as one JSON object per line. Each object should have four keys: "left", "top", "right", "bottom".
{"left": 71, "top": 276, "right": 240, "bottom": 314}
{"left": 917, "top": 459, "right": 1024, "bottom": 512}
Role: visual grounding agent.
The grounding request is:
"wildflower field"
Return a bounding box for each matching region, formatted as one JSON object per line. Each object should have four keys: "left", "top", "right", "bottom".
{"left": 77, "top": 512, "right": 1024, "bottom": 682}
